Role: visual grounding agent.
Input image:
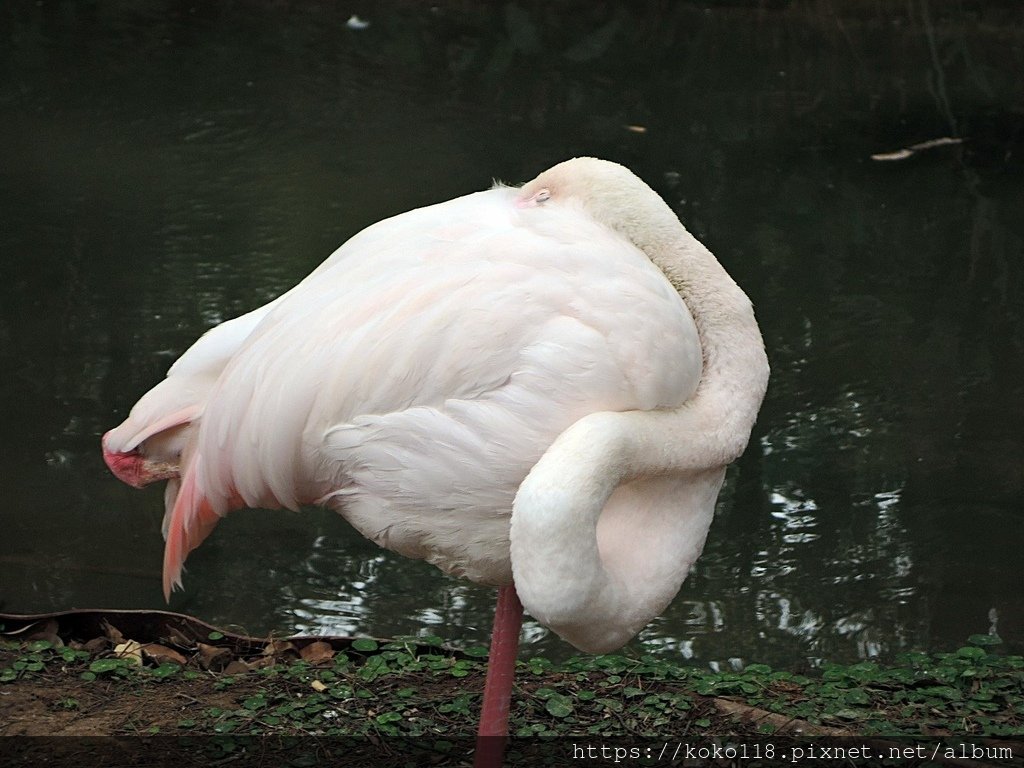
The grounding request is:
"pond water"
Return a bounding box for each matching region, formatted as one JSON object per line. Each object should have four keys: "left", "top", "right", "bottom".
{"left": 1, "top": 2, "right": 1022, "bottom": 669}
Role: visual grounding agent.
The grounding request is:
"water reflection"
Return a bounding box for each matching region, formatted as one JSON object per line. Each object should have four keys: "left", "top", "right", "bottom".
{"left": 1, "top": 2, "right": 1021, "bottom": 668}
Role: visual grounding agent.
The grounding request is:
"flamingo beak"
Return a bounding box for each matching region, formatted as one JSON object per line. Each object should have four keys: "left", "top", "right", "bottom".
{"left": 101, "top": 431, "right": 179, "bottom": 488}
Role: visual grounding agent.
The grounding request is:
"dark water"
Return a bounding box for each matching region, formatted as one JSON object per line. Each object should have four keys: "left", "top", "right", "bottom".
{"left": 2, "top": 2, "right": 1022, "bottom": 669}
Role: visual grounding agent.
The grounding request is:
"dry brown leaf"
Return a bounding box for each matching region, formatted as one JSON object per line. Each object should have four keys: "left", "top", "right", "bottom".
{"left": 310, "top": 680, "right": 328, "bottom": 693}
{"left": 101, "top": 620, "right": 124, "bottom": 644}
{"left": 82, "top": 636, "right": 108, "bottom": 654}
{"left": 164, "top": 627, "right": 195, "bottom": 648}
{"left": 142, "top": 643, "right": 188, "bottom": 666}
{"left": 196, "top": 642, "right": 232, "bottom": 671}
{"left": 224, "top": 660, "right": 250, "bottom": 675}
{"left": 299, "top": 641, "right": 335, "bottom": 665}
{"left": 262, "top": 639, "right": 298, "bottom": 658}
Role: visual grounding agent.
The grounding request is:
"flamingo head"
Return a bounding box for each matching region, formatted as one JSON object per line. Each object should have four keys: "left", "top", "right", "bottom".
{"left": 101, "top": 412, "right": 195, "bottom": 488}
{"left": 101, "top": 434, "right": 182, "bottom": 488}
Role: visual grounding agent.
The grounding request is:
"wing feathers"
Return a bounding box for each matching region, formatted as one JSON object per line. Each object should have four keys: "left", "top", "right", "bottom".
{"left": 150, "top": 185, "right": 702, "bottom": 587}
{"left": 161, "top": 451, "right": 251, "bottom": 598}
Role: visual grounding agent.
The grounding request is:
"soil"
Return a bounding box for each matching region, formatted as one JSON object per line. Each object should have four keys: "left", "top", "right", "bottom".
{"left": 2, "top": 610, "right": 1022, "bottom": 768}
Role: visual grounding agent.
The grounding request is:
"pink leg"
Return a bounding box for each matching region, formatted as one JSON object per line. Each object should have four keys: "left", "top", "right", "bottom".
{"left": 473, "top": 584, "right": 523, "bottom": 768}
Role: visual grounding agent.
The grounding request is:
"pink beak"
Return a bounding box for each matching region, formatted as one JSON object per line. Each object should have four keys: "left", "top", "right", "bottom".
{"left": 102, "top": 431, "right": 181, "bottom": 488}
{"left": 102, "top": 432, "right": 149, "bottom": 488}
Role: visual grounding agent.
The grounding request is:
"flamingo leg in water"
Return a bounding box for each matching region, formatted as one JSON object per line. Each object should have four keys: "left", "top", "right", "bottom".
{"left": 474, "top": 584, "right": 523, "bottom": 768}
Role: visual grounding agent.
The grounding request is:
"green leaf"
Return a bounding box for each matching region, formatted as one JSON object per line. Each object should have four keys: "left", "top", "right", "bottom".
{"left": 150, "top": 663, "right": 180, "bottom": 678}
{"left": 922, "top": 686, "right": 962, "bottom": 701}
{"left": 351, "top": 638, "right": 379, "bottom": 653}
{"left": 462, "top": 645, "right": 489, "bottom": 658}
{"left": 89, "top": 659, "right": 124, "bottom": 674}
{"left": 841, "top": 688, "right": 871, "bottom": 705}
{"left": 832, "top": 709, "right": 868, "bottom": 720}
{"left": 957, "top": 646, "right": 986, "bottom": 660}
{"left": 207, "top": 631, "right": 225, "bottom": 641}
{"left": 968, "top": 634, "right": 1002, "bottom": 647}
{"left": 545, "top": 695, "right": 574, "bottom": 718}
{"left": 847, "top": 662, "right": 880, "bottom": 680}
{"left": 596, "top": 698, "right": 622, "bottom": 713}
{"left": 527, "top": 657, "right": 552, "bottom": 673}
{"left": 243, "top": 695, "right": 267, "bottom": 711}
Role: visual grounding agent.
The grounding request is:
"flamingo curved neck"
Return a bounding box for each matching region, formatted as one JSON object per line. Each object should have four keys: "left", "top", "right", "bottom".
{"left": 510, "top": 187, "right": 769, "bottom": 654}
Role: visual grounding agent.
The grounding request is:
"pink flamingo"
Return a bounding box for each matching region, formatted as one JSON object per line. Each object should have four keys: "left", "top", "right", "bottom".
{"left": 103, "top": 158, "right": 768, "bottom": 764}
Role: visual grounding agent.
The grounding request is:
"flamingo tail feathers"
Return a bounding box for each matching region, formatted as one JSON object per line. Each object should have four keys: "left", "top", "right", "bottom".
{"left": 162, "top": 454, "right": 224, "bottom": 600}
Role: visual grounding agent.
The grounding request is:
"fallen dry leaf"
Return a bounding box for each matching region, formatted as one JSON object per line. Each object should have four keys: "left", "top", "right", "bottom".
{"left": 299, "top": 641, "right": 335, "bottom": 665}
{"left": 142, "top": 643, "right": 188, "bottom": 666}
{"left": 164, "top": 627, "right": 196, "bottom": 648}
{"left": 196, "top": 642, "right": 232, "bottom": 671}
{"left": 101, "top": 620, "right": 124, "bottom": 644}
{"left": 113, "top": 640, "right": 144, "bottom": 666}
{"left": 82, "top": 636, "right": 109, "bottom": 654}
{"left": 311, "top": 680, "right": 328, "bottom": 693}
{"left": 262, "top": 639, "right": 298, "bottom": 659}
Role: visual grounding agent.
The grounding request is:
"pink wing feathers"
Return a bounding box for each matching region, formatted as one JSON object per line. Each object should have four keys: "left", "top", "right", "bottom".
{"left": 153, "top": 186, "right": 700, "bottom": 592}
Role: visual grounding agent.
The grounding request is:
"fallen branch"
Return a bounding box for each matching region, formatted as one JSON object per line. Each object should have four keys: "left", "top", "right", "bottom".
{"left": 711, "top": 697, "right": 1013, "bottom": 768}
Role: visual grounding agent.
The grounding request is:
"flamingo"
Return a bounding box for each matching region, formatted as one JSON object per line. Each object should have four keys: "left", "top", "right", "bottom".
{"left": 102, "top": 158, "right": 768, "bottom": 762}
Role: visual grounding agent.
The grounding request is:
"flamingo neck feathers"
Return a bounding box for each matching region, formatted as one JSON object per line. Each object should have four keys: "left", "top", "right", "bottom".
{"left": 509, "top": 158, "right": 769, "bottom": 653}
{"left": 640, "top": 226, "right": 770, "bottom": 473}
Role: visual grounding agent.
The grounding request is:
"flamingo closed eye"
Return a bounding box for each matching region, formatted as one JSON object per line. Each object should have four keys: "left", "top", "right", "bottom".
{"left": 102, "top": 157, "right": 769, "bottom": 762}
